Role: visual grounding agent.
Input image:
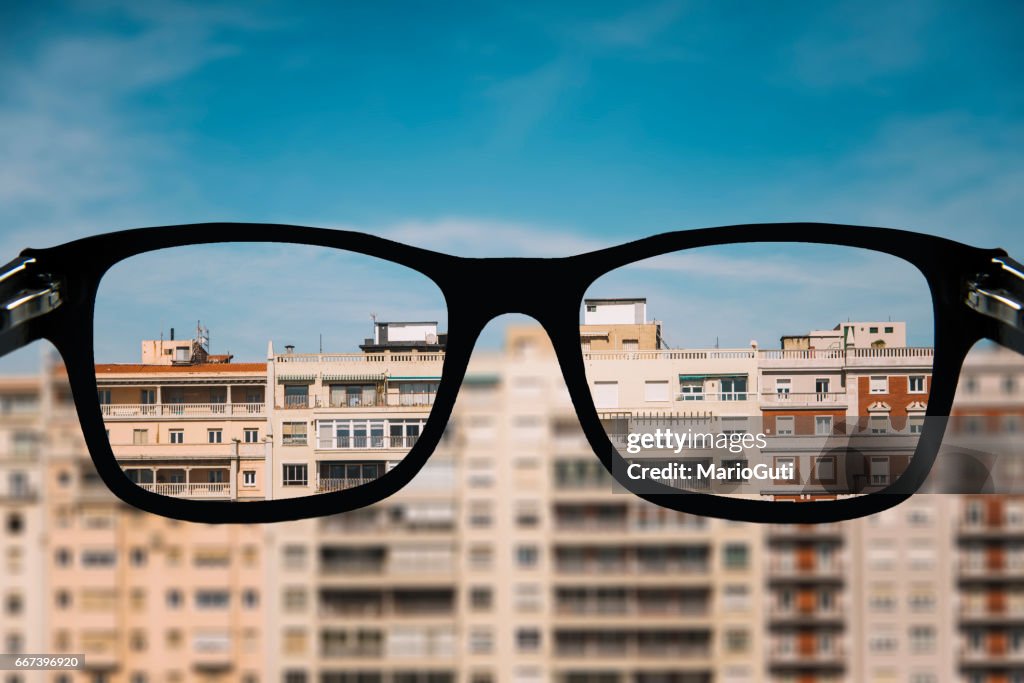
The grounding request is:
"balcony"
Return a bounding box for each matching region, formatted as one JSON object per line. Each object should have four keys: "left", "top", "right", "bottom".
{"left": 760, "top": 392, "right": 848, "bottom": 408}
{"left": 134, "top": 482, "right": 231, "bottom": 498}
{"left": 768, "top": 645, "right": 845, "bottom": 665}
{"left": 315, "top": 435, "right": 419, "bottom": 451}
{"left": 101, "top": 402, "right": 264, "bottom": 418}
{"left": 960, "top": 647, "right": 1024, "bottom": 663}
{"left": 957, "top": 560, "right": 1024, "bottom": 580}
{"left": 767, "top": 561, "right": 845, "bottom": 581}
{"left": 318, "top": 477, "right": 376, "bottom": 493}
{"left": 674, "top": 392, "right": 752, "bottom": 402}
{"left": 959, "top": 604, "right": 1024, "bottom": 623}
{"left": 768, "top": 603, "right": 844, "bottom": 623}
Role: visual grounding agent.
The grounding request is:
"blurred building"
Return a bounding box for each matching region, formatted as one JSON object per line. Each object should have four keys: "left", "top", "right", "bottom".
{"left": 1, "top": 355, "right": 267, "bottom": 683}
{"left": 3, "top": 330, "right": 1024, "bottom": 682}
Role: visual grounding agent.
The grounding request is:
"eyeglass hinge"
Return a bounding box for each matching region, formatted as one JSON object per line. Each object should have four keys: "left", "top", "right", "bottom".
{"left": 966, "top": 255, "right": 1024, "bottom": 332}
{"left": 0, "top": 256, "right": 64, "bottom": 336}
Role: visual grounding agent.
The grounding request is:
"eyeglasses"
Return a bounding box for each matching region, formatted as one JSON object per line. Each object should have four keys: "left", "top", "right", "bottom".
{"left": 2, "top": 222, "right": 1022, "bottom": 524}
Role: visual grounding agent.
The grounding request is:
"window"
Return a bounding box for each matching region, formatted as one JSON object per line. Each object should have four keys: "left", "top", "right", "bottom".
{"left": 908, "top": 375, "right": 926, "bottom": 393}
{"left": 775, "top": 416, "right": 794, "bottom": 436}
{"left": 469, "top": 629, "right": 493, "bottom": 654}
{"left": 725, "top": 629, "right": 749, "bottom": 653}
{"left": 468, "top": 501, "right": 493, "bottom": 527}
{"left": 242, "top": 589, "right": 259, "bottom": 608}
{"left": 775, "top": 378, "right": 791, "bottom": 397}
{"left": 195, "top": 590, "right": 230, "bottom": 609}
{"left": 723, "top": 544, "right": 749, "bottom": 569}
{"left": 208, "top": 429, "right": 223, "bottom": 444}
{"left": 282, "top": 422, "right": 307, "bottom": 446}
{"left": 130, "top": 548, "right": 147, "bottom": 567}
{"left": 516, "top": 628, "right": 541, "bottom": 652}
{"left": 97, "top": 389, "right": 111, "bottom": 405}
{"left": 884, "top": 326, "right": 894, "bottom": 333}
{"left": 870, "top": 416, "right": 889, "bottom": 434}
{"left": 869, "top": 326, "right": 879, "bottom": 333}
{"left": 283, "top": 545, "right": 307, "bottom": 570}
{"left": 870, "top": 376, "right": 888, "bottom": 394}
{"left": 815, "top": 457, "right": 836, "bottom": 482}
{"left": 909, "top": 626, "right": 935, "bottom": 653}
{"left": 282, "top": 464, "right": 308, "bottom": 487}
{"left": 815, "top": 415, "right": 833, "bottom": 435}
{"left": 242, "top": 470, "right": 256, "bottom": 487}
{"left": 1005, "top": 375, "right": 1017, "bottom": 394}
{"left": 678, "top": 380, "right": 704, "bottom": 401}
{"left": 517, "top": 545, "right": 539, "bottom": 568}
{"left": 470, "top": 587, "right": 492, "bottom": 610}
{"left": 870, "top": 457, "right": 890, "bottom": 486}
{"left": 166, "top": 589, "right": 182, "bottom": 608}
{"left": 283, "top": 588, "right": 307, "bottom": 612}
{"left": 644, "top": 381, "right": 669, "bottom": 402}
{"left": 815, "top": 378, "right": 830, "bottom": 396}
{"left": 284, "top": 384, "right": 309, "bottom": 407}
{"left": 586, "top": 304, "right": 596, "bottom": 312}
{"left": 592, "top": 381, "right": 618, "bottom": 409}
{"left": 6, "top": 513, "right": 22, "bottom": 534}
{"left": 81, "top": 550, "right": 116, "bottom": 567}
{"left": 169, "top": 429, "right": 183, "bottom": 444}
{"left": 720, "top": 376, "right": 747, "bottom": 400}
{"left": 244, "top": 428, "right": 259, "bottom": 443}
{"left": 909, "top": 415, "right": 925, "bottom": 434}
{"left": 132, "top": 429, "right": 149, "bottom": 445}
{"left": 515, "top": 584, "right": 543, "bottom": 611}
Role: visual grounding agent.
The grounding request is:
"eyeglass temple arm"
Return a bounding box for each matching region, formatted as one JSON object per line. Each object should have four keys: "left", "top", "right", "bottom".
{"left": 0, "top": 254, "right": 63, "bottom": 358}
{"left": 966, "top": 254, "right": 1024, "bottom": 355}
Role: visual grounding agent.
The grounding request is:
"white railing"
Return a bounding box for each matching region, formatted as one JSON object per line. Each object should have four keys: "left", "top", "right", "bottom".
{"left": 316, "top": 436, "right": 419, "bottom": 450}
{"left": 101, "top": 403, "right": 264, "bottom": 418}
{"left": 759, "top": 349, "right": 846, "bottom": 360}
{"left": 136, "top": 482, "right": 230, "bottom": 497}
{"left": 276, "top": 352, "right": 446, "bottom": 363}
{"left": 584, "top": 349, "right": 755, "bottom": 361}
{"left": 584, "top": 347, "right": 934, "bottom": 362}
{"left": 674, "top": 391, "right": 750, "bottom": 401}
{"left": 760, "top": 392, "right": 847, "bottom": 406}
{"left": 388, "top": 393, "right": 436, "bottom": 407}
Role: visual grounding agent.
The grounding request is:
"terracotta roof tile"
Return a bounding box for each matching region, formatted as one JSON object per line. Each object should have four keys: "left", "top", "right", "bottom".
{"left": 95, "top": 363, "right": 266, "bottom": 375}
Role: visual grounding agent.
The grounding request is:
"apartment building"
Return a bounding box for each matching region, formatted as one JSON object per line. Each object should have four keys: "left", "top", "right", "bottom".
{"left": 949, "top": 346, "right": 1024, "bottom": 683}
{"left": 0, "top": 352, "right": 269, "bottom": 683}
{"left": 0, "top": 373, "right": 48, "bottom": 683}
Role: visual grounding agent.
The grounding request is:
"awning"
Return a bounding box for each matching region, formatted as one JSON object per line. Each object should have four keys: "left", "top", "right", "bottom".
{"left": 388, "top": 376, "right": 442, "bottom": 381}
{"left": 322, "top": 373, "right": 385, "bottom": 382}
{"left": 579, "top": 330, "right": 609, "bottom": 337}
{"left": 277, "top": 374, "right": 317, "bottom": 382}
{"left": 464, "top": 374, "right": 500, "bottom": 386}
{"left": 678, "top": 373, "right": 747, "bottom": 380}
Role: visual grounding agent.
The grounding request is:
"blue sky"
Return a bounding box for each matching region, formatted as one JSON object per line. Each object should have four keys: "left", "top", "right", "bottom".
{"left": 0, "top": 0, "right": 1021, "bottom": 369}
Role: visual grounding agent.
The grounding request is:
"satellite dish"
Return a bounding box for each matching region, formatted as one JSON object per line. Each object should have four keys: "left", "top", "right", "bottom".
{"left": 425, "top": 332, "right": 438, "bottom": 344}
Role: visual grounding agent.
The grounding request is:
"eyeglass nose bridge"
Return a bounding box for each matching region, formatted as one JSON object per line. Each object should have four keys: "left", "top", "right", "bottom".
{"left": 443, "top": 257, "right": 590, "bottom": 328}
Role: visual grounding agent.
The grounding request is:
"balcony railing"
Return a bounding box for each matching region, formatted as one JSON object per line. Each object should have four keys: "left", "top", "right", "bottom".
{"left": 769, "top": 646, "right": 845, "bottom": 663}
{"left": 135, "top": 482, "right": 231, "bottom": 497}
{"left": 101, "top": 403, "right": 264, "bottom": 418}
{"left": 675, "top": 392, "right": 749, "bottom": 402}
{"left": 318, "top": 477, "right": 376, "bottom": 492}
{"left": 326, "top": 394, "right": 437, "bottom": 408}
{"left": 316, "top": 436, "right": 419, "bottom": 450}
{"left": 760, "top": 392, "right": 847, "bottom": 406}
{"left": 276, "top": 351, "right": 445, "bottom": 363}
